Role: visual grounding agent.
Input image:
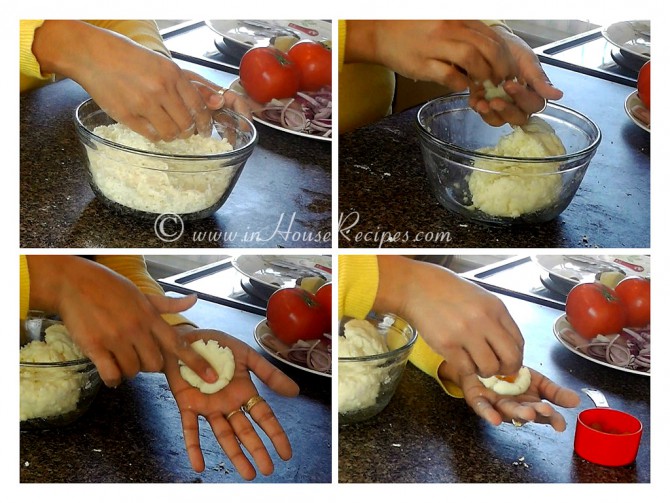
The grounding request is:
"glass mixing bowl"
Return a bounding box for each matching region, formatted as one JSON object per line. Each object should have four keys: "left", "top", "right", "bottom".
{"left": 416, "top": 94, "right": 601, "bottom": 225}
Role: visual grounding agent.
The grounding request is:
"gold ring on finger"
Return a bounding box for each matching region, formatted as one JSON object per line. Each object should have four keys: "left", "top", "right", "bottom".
{"left": 225, "top": 409, "right": 242, "bottom": 421}
{"left": 241, "top": 395, "right": 265, "bottom": 414}
{"left": 511, "top": 418, "right": 526, "bottom": 427}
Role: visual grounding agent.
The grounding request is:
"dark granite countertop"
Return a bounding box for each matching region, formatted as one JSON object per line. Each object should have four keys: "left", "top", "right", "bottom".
{"left": 20, "top": 297, "right": 332, "bottom": 483}
{"left": 338, "top": 292, "right": 650, "bottom": 483}
{"left": 338, "top": 64, "right": 650, "bottom": 248}
{"left": 20, "top": 63, "right": 331, "bottom": 249}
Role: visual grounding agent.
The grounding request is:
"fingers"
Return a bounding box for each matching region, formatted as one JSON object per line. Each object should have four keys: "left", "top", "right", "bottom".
{"left": 84, "top": 348, "right": 123, "bottom": 387}
{"left": 246, "top": 350, "right": 300, "bottom": 397}
{"left": 461, "top": 381, "right": 503, "bottom": 426}
{"left": 180, "top": 410, "right": 206, "bottom": 473}
{"left": 533, "top": 370, "right": 581, "bottom": 409}
{"left": 460, "top": 320, "right": 523, "bottom": 378}
{"left": 443, "top": 21, "right": 516, "bottom": 83}
{"left": 460, "top": 371, "right": 578, "bottom": 431}
{"left": 155, "top": 324, "right": 218, "bottom": 384}
{"left": 146, "top": 293, "right": 198, "bottom": 314}
{"left": 245, "top": 399, "right": 293, "bottom": 461}
{"left": 209, "top": 413, "right": 259, "bottom": 480}
{"left": 175, "top": 78, "right": 213, "bottom": 137}
{"left": 147, "top": 295, "right": 218, "bottom": 384}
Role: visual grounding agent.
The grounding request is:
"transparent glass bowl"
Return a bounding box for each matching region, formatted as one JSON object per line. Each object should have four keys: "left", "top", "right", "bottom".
{"left": 416, "top": 94, "right": 601, "bottom": 225}
{"left": 74, "top": 99, "right": 258, "bottom": 221}
{"left": 20, "top": 318, "right": 101, "bottom": 430}
{"left": 338, "top": 312, "right": 417, "bottom": 425}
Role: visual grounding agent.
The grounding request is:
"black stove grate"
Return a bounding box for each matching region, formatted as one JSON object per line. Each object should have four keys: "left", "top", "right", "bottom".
{"left": 535, "top": 27, "right": 645, "bottom": 87}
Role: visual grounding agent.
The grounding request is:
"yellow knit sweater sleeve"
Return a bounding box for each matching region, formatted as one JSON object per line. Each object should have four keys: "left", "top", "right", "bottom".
{"left": 338, "top": 255, "right": 379, "bottom": 320}
{"left": 94, "top": 255, "right": 194, "bottom": 327}
{"left": 338, "top": 20, "right": 395, "bottom": 133}
{"left": 19, "top": 255, "right": 31, "bottom": 320}
{"left": 20, "top": 20, "right": 49, "bottom": 84}
{"left": 338, "top": 20, "right": 347, "bottom": 73}
{"left": 83, "top": 20, "right": 170, "bottom": 57}
{"left": 409, "top": 336, "right": 464, "bottom": 398}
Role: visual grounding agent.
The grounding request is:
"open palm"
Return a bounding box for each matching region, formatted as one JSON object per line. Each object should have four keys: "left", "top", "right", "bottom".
{"left": 163, "top": 328, "right": 300, "bottom": 480}
{"left": 444, "top": 365, "right": 580, "bottom": 431}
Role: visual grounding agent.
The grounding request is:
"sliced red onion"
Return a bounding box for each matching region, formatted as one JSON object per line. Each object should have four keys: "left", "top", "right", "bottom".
{"left": 255, "top": 87, "right": 332, "bottom": 137}
{"left": 566, "top": 324, "right": 650, "bottom": 373}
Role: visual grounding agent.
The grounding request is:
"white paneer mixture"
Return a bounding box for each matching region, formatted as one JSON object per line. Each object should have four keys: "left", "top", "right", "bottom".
{"left": 338, "top": 319, "right": 390, "bottom": 414}
{"left": 88, "top": 123, "right": 236, "bottom": 214}
{"left": 477, "top": 366, "right": 532, "bottom": 396}
{"left": 20, "top": 324, "right": 87, "bottom": 421}
{"left": 179, "top": 339, "right": 235, "bottom": 394}
{"left": 468, "top": 117, "right": 566, "bottom": 218}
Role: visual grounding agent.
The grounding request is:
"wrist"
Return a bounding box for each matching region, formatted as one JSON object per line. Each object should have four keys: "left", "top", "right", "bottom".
{"left": 344, "top": 20, "right": 379, "bottom": 64}
{"left": 33, "top": 21, "right": 92, "bottom": 78}
{"left": 374, "top": 256, "right": 414, "bottom": 317}
{"left": 26, "top": 255, "right": 74, "bottom": 313}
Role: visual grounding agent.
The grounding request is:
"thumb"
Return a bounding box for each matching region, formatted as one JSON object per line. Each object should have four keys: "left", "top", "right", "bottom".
{"left": 188, "top": 78, "right": 225, "bottom": 110}
{"left": 146, "top": 293, "right": 198, "bottom": 314}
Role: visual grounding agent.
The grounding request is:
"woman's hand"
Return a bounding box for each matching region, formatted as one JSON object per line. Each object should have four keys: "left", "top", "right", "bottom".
{"left": 377, "top": 257, "right": 524, "bottom": 379}
{"left": 439, "top": 363, "right": 580, "bottom": 431}
{"left": 26, "top": 256, "right": 216, "bottom": 388}
{"left": 469, "top": 27, "right": 564, "bottom": 126}
{"left": 32, "top": 21, "right": 251, "bottom": 141}
{"left": 184, "top": 70, "right": 253, "bottom": 121}
{"left": 345, "top": 20, "right": 517, "bottom": 92}
{"left": 164, "top": 327, "right": 300, "bottom": 479}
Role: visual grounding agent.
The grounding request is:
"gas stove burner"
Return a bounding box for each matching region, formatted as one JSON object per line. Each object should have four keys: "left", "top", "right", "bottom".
{"left": 213, "top": 37, "right": 246, "bottom": 61}
{"left": 539, "top": 272, "right": 572, "bottom": 298}
{"left": 611, "top": 47, "right": 646, "bottom": 74}
{"left": 240, "top": 277, "right": 276, "bottom": 302}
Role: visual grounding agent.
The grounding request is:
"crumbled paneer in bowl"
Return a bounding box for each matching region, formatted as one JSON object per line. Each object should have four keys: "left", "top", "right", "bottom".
{"left": 20, "top": 324, "right": 87, "bottom": 421}
{"left": 338, "top": 319, "right": 390, "bottom": 414}
{"left": 468, "top": 117, "right": 567, "bottom": 218}
{"left": 87, "top": 123, "right": 236, "bottom": 214}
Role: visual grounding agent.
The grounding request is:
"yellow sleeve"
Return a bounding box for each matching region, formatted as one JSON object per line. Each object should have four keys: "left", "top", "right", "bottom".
{"left": 338, "top": 255, "right": 379, "bottom": 320}
{"left": 409, "top": 336, "right": 464, "bottom": 398}
{"left": 338, "top": 20, "right": 395, "bottom": 133}
{"left": 20, "top": 20, "right": 52, "bottom": 88}
{"left": 338, "top": 20, "right": 347, "bottom": 72}
{"left": 94, "top": 255, "right": 195, "bottom": 327}
{"left": 84, "top": 20, "right": 171, "bottom": 58}
{"left": 19, "top": 255, "right": 31, "bottom": 320}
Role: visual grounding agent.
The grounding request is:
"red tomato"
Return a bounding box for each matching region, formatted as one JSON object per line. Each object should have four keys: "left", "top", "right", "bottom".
{"left": 614, "top": 277, "right": 651, "bottom": 327}
{"left": 287, "top": 40, "right": 332, "bottom": 91}
{"left": 239, "top": 46, "right": 299, "bottom": 103}
{"left": 637, "top": 61, "right": 650, "bottom": 109}
{"left": 565, "top": 282, "right": 627, "bottom": 339}
{"left": 314, "top": 282, "right": 332, "bottom": 334}
{"left": 266, "top": 287, "right": 328, "bottom": 345}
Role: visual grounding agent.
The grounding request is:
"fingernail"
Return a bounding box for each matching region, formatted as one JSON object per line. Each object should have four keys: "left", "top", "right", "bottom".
{"left": 209, "top": 94, "right": 225, "bottom": 108}
{"left": 205, "top": 367, "right": 218, "bottom": 382}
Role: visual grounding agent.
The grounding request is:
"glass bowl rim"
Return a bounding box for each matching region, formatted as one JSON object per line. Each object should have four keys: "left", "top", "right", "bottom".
{"left": 20, "top": 358, "right": 95, "bottom": 368}
{"left": 338, "top": 312, "right": 419, "bottom": 363}
{"left": 74, "top": 98, "right": 258, "bottom": 161}
{"left": 415, "top": 92, "right": 602, "bottom": 164}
